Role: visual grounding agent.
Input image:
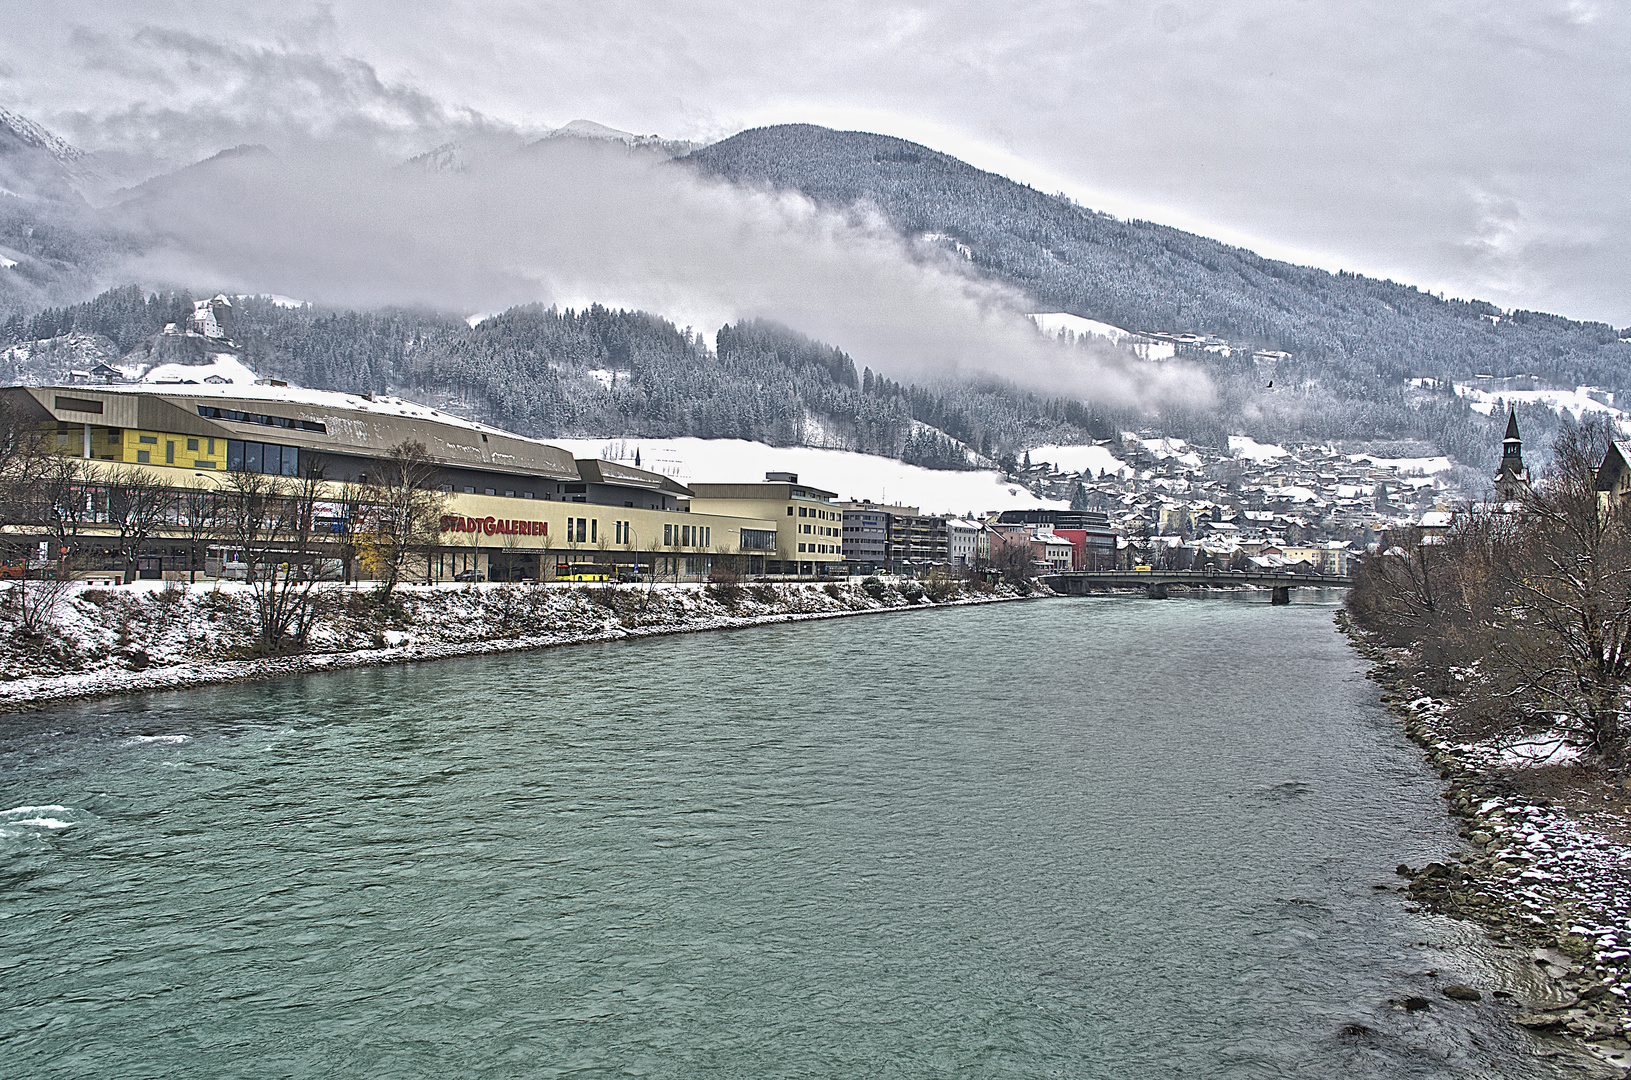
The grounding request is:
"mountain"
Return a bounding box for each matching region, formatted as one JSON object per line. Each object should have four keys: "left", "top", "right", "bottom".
{"left": 0, "top": 109, "right": 137, "bottom": 323}
{"left": 681, "top": 124, "right": 1630, "bottom": 402}
{"left": 0, "top": 106, "right": 100, "bottom": 202}
{"left": 543, "top": 119, "right": 700, "bottom": 157}
{"left": 3, "top": 113, "right": 1626, "bottom": 472}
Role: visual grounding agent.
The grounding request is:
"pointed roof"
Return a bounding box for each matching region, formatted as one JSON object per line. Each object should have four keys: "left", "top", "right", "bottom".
{"left": 1504, "top": 409, "right": 1521, "bottom": 441}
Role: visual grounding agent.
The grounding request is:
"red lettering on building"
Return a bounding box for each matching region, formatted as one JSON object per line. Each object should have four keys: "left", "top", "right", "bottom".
{"left": 438, "top": 515, "right": 548, "bottom": 537}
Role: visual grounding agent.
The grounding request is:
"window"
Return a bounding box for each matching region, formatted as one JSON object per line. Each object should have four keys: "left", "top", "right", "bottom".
{"left": 138, "top": 435, "right": 157, "bottom": 445}
{"left": 207, "top": 438, "right": 215, "bottom": 455}
{"left": 136, "top": 450, "right": 150, "bottom": 463}
{"left": 741, "top": 529, "right": 775, "bottom": 552}
{"left": 485, "top": 488, "right": 496, "bottom": 496}
{"left": 799, "top": 507, "right": 807, "bottom": 517}
{"left": 504, "top": 490, "right": 515, "bottom": 498}
{"left": 54, "top": 396, "right": 103, "bottom": 414}
{"left": 798, "top": 543, "right": 806, "bottom": 553}
{"left": 464, "top": 486, "right": 475, "bottom": 494}
{"left": 188, "top": 438, "right": 199, "bottom": 452}
{"left": 787, "top": 506, "right": 794, "bottom": 516}
{"left": 194, "top": 405, "right": 325, "bottom": 432}
{"left": 523, "top": 492, "right": 533, "bottom": 499}
{"left": 664, "top": 524, "right": 673, "bottom": 545}
{"left": 281, "top": 446, "right": 299, "bottom": 476}
{"left": 165, "top": 441, "right": 175, "bottom": 465}
{"left": 195, "top": 461, "right": 215, "bottom": 469}
{"left": 590, "top": 519, "right": 597, "bottom": 542}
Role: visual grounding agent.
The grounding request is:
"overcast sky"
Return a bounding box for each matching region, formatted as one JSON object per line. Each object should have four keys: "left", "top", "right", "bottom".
{"left": 2, "top": 0, "right": 1626, "bottom": 327}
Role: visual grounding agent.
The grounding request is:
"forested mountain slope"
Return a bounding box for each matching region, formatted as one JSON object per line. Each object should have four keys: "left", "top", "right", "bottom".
{"left": 5, "top": 288, "right": 1116, "bottom": 469}
{"left": 683, "top": 126, "right": 1631, "bottom": 392}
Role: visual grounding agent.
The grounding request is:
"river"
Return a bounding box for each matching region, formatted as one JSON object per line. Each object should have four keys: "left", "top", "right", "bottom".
{"left": 0, "top": 594, "right": 1580, "bottom": 1077}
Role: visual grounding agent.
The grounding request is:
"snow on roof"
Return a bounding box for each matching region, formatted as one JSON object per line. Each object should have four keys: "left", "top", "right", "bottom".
{"left": 548, "top": 437, "right": 1067, "bottom": 516}
{"left": 96, "top": 376, "right": 563, "bottom": 448}
{"left": 1419, "top": 511, "right": 1454, "bottom": 527}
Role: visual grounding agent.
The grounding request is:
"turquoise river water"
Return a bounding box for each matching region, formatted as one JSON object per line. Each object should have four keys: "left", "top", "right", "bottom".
{"left": 0, "top": 594, "right": 1581, "bottom": 1077}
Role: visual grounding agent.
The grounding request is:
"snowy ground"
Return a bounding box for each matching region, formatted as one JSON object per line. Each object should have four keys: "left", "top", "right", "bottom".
{"left": 551, "top": 437, "right": 1067, "bottom": 515}
{"left": 1026, "top": 443, "right": 1126, "bottom": 477}
{"left": 1456, "top": 384, "right": 1622, "bottom": 423}
{"left": 1228, "top": 434, "right": 1289, "bottom": 462}
{"left": 1349, "top": 452, "right": 1454, "bottom": 475}
{"left": 0, "top": 578, "right": 1036, "bottom": 711}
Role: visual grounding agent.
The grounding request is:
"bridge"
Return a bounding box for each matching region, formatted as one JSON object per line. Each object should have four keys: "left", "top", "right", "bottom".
{"left": 1043, "top": 569, "right": 1354, "bottom": 605}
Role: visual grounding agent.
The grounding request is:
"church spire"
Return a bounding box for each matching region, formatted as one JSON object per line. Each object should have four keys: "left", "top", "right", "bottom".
{"left": 1494, "top": 408, "right": 1530, "bottom": 501}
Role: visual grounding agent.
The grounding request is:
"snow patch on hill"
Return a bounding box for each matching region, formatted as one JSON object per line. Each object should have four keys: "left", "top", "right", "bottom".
{"left": 1455, "top": 383, "right": 1622, "bottom": 421}
{"left": 551, "top": 437, "right": 1064, "bottom": 515}
{"left": 137, "top": 354, "right": 260, "bottom": 386}
{"left": 1349, "top": 453, "right": 1453, "bottom": 475}
{"left": 1029, "top": 312, "right": 1133, "bottom": 343}
{"left": 1027, "top": 443, "right": 1126, "bottom": 476}
{"left": 1228, "top": 435, "right": 1289, "bottom": 462}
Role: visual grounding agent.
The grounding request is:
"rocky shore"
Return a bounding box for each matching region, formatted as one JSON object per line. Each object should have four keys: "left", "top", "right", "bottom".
{"left": 1343, "top": 612, "right": 1631, "bottom": 1075}
{"left": 1, "top": 577, "right": 1040, "bottom": 712}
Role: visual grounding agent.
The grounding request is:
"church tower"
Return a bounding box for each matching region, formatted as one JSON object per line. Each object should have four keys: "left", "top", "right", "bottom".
{"left": 1493, "top": 408, "right": 1531, "bottom": 502}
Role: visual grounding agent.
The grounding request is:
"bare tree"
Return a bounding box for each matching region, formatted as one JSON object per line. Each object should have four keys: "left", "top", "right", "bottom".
{"left": 35, "top": 452, "right": 92, "bottom": 577}
{"left": 97, "top": 466, "right": 174, "bottom": 584}
{"left": 218, "top": 466, "right": 328, "bottom": 653}
{"left": 174, "top": 481, "right": 222, "bottom": 584}
{"left": 1494, "top": 419, "right": 1631, "bottom": 769}
{"left": 359, "top": 440, "right": 446, "bottom": 601}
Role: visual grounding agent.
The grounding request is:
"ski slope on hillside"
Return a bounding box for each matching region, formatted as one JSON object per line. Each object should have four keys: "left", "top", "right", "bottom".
{"left": 551, "top": 438, "right": 1065, "bottom": 515}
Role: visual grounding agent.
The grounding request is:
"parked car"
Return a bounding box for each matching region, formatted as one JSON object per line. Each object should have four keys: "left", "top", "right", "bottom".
{"left": 453, "top": 569, "right": 485, "bottom": 583}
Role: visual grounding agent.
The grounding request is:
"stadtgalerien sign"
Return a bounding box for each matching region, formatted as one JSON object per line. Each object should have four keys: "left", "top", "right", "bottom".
{"left": 440, "top": 515, "right": 548, "bottom": 537}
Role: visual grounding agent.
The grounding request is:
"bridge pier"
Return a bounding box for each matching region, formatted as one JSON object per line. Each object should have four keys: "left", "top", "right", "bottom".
{"left": 1271, "top": 586, "right": 1291, "bottom": 605}
{"left": 1146, "top": 582, "right": 1169, "bottom": 600}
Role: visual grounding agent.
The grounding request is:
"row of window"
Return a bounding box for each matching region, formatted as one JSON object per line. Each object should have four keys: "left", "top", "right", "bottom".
{"left": 663, "top": 523, "right": 712, "bottom": 548}
{"left": 795, "top": 505, "right": 838, "bottom": 520}
{"left": 799, "top": 523, "right": 838, "bottom": 537}
{"left": 225, "top": 440, "right": 302, "bottom": 477}
{"left": 797, "top": 543, "right": 837, "bottom": 554}
{"left": 197, "top": 405, "right": 327, "bottom": 433}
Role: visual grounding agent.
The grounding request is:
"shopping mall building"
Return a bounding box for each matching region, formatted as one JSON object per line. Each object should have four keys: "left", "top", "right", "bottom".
{"left": 0, "top": 383, "right": 836, "bottom": 582}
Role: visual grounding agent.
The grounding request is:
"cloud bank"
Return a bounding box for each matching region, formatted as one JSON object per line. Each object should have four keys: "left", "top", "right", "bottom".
{"left": 118, "top": 137, "right": 1210, "bottom": 411}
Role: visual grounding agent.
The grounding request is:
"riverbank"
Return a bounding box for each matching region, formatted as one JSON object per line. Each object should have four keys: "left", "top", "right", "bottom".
{"left": 1, "top": 577, "right": 1041, "bottom": 712}
{"left": 1342, "top": 612, "right": 1631, "bottom": 1074}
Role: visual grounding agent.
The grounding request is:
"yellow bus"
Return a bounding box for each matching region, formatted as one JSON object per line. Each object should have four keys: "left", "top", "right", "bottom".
{"left": 556, "top": 562, "right": 612, "bottom": 583}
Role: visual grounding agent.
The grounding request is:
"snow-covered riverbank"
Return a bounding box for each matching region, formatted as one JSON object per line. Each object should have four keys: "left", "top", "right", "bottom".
{"left": 1, "top": 578, "right": 1040, "bottom": 711}
{"left": 1344, "top": 614, "right": 1631, "bottom": 1074}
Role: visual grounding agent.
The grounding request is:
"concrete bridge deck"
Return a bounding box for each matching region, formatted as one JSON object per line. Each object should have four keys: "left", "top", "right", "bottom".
{"left": 1044, "top": 569, "right": 1353, "bottom": 604}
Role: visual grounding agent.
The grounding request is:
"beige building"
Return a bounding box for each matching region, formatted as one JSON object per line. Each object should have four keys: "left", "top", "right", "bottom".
{"left": 1, "top": 384, "right": 779, "bottom": 583}
{"left": 689, "top": 472, "right": 845, "bottom": 577}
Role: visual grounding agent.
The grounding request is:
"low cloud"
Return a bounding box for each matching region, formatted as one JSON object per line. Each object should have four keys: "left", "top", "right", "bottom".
{"left": 118, "top": 137, "right": 1211, "bottom": 411}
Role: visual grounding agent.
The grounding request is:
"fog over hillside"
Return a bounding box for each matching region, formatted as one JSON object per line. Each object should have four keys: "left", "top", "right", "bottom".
{"left": 3, "top": 106, "right": 1627, "bottom": 474}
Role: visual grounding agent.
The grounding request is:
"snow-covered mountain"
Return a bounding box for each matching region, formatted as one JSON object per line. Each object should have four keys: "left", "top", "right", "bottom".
{"left": 0, "top": 106, "right": 99, "bottom": 203}
{"left": 542, "top": 118, "right": 700, "bottom": 157}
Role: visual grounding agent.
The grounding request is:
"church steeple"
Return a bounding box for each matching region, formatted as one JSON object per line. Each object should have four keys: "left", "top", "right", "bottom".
{"left": 1494, "top": 408, "right": 1530, "bottom": 501}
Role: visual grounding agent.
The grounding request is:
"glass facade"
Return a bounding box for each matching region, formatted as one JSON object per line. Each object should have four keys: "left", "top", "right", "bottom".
{"left": 227, "top": 439, "right": 300, "bottom": 477}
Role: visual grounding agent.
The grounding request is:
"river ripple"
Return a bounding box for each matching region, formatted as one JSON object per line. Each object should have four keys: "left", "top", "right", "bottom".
{"left": 1, "top": 595, "right": 1576, "bottom": 1078}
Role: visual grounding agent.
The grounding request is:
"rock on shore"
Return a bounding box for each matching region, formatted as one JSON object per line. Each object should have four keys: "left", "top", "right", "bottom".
{"left": 1346, "top": 613, "right": 1631, "bottom": 1074}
